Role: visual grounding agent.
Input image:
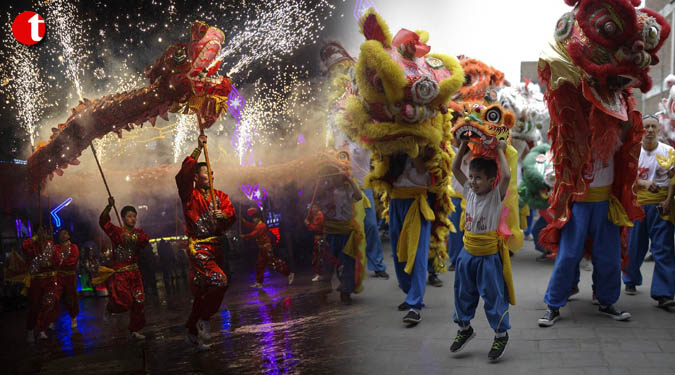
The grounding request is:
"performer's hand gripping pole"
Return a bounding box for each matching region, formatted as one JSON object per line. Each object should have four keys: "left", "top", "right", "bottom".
{"left": 200, "top": 130, "right": 217, "bottom": 208}
{"left": 90, "top": 142, "right": 122, "bottom": 226}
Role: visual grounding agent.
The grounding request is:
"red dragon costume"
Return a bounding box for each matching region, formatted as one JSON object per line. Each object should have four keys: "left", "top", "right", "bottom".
{"left": 27, "top": 21, "right": 233, "bottom": 190}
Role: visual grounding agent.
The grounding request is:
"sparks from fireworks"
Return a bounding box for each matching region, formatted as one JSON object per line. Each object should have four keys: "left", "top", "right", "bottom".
{"left": 0, "top": 14, "right": 50, "bottom": 147}
{"left": 211, "top": 0, "right": 334, "bottom": 79}
{"left": 47, "top": 0, "right": 88, "bottom": 101}
{"left": 174, "top": 113, "right": 198, "bottom": 163}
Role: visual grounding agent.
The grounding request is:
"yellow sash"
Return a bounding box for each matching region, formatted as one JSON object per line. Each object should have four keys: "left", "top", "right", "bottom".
{"left": 463, "top": 231, "right": 515, "bottom": 305}
{"left": 325, "top": 220, "right": 354, "bottom": 235}
{"left": 188, "top": 236, "right": 220, "bottom": 255}
{"left": 57, "top": 270, "right": 76, "bottom": 276}
{"left": 637, "top": 189, "right": 675, "bottom": 223}
{"left": 325, "top": 197, "right": 368, "bottom": 293}
{"left": 578, "top": 186, "right": 633, "bottom": 227}
{"left": 519, "top": 204, "right": 530, "bottom": 230}
{"left": 391, "top": 187, "right": 435, "bottom": 274}
{"left": 92, "top": 263, "right": 139, "bottom": 285}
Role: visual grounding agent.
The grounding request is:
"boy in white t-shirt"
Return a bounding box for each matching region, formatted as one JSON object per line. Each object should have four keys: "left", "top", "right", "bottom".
{"left": 622, "top": 114, "right": 675, "bottom": 308}
{"left": 450, "top": 138, "right": 512, "bottom": 362}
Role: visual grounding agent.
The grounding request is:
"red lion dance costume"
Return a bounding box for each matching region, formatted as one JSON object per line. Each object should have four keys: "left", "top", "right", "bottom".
{"left": 537, "top": 0, "right": 669, "bottom": 322}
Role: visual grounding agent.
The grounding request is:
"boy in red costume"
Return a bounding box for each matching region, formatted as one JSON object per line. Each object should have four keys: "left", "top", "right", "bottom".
{"left": 99, "top": 197, "right": 150, "bottom": 340}
{"left": 305, "top": 204, "right": 329, "bottom": 281}
{"left": 242, "top": 208, "right": 294, "bottom": 288}
{"left": 52, "top": 228, "right": 79, "bottom": 330}
{"left": 176, "top": 134, "right": 235, "bottom": 350}
{"left": 24, "top": 227, "right": 61, "bottom": 342}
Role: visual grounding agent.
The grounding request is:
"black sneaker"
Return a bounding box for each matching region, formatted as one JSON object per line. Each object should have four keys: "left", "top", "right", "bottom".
{"left": 625, "top": 285, "right": 637, "bottom": 295}
{"left": 449, "top": 326, "right": 475, "bottom": 353}
{"left": 340, "top": 292, "right": 352, "bottom": 306}
{"left": 402, "top": 309, "right": 421, "bottom": 325}
{"left": 599, "top": 305, "right": 631, "bottom": 321}
{"left": 448, "top": 263, "right": 456, "bottom": 272}
{"left": 656, "top": 297, "right": 675, "bottom": 309}
{"left": 538, "top": 308, "right": 560, "bottom": 327}
{"left": 488, "top": 333, "right": 509, "bottom": 361}
{"left": 428, "top": 274, "right": 443, "bottom": 287}
{"left": 398, "top": 302, "right": 411, "bottom": 311}
{"left": 374, "top": 270, "right": 390, "bottom": 280}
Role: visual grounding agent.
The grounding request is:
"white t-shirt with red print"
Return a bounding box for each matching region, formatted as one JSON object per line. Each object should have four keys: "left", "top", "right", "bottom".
{"left": 463, "top": 181, "right": 504, "bottom": 234}
{"left": 638, "top": 142, "right": 674, "bottom": 188}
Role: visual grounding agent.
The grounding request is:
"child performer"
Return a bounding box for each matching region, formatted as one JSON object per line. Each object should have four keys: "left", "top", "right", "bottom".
{"left": 99, "top": 197, "right": 150, "bottom": 340}
{"left": 52, "top": 228, "right": 79, "bottom": 329}
{"left": 305, "top": 204, "right": 329, "bottom": 281}
{"left": 242, "top": 208, "right": 294, "bottom": 288}
{"left": 450, "top": 139, "right": 513, "bottom": 361}
{"left": 24, "top": 227, "right": 61, "bottom": 342}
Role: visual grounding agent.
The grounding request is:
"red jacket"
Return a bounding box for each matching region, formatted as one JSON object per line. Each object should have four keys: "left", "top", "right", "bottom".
{"left": 99, "top": 212, "right": 150, "bottom": 269}
{"left": 243, "top": 221, "right": 271, "bottom": 248}
{"left": 58, "top": 241, "right": 79, "bottom": 271}
{"left": 175, "top": 156, "right": 236, "bottom": 239}
{"left": 23, "top": 238, "right": 60, "bottom": 275}
{"left": 306, "top": 212, "right": 325, "bottom": 233}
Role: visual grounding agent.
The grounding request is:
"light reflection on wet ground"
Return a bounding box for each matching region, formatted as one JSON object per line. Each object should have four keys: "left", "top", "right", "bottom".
{"left": 1, "top": 259, "right": 353, "bottom": 374}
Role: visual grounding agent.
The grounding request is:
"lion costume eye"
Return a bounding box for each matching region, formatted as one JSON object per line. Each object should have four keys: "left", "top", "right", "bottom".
{"left": 485, "top": 107, "right": 502, "bottom": 123}
{"left": 643, "top": 17, "right": 661, "bottom": 50}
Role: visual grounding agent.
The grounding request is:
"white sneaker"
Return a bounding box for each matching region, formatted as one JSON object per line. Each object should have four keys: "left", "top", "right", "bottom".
{"left": 288, "top": 273, "right": 295, "bottom": 285}
{"left": 27, "top": 329, "right": 35, "bottom": 343}
{"left": 312, "top": 274, "right": 320, "bottom": 282}
{"left": 580, "top": 258, "right": 593, "bottom": 272}
{"left": 48, "top": 323, "right": 55, "bottom": 330}
{"left": 250, "top": 283, "right": 263, "bottom": 288}
{"left": 38, "top": 331, "right": 48, "bottom": 340}
{"left": 196, "top": 336, "right": 212, "bottom": 351}
{"left": 184, "top": 329, "right": 198, "bottom": 346}
{"left": 70, "top": 318, "right": 77, "bottom": 329}
{"left": 196, "top": 319, "right": 211, "bottom": 341}
{"left": 130, "top": 331, "right": 146, "bottom": 340}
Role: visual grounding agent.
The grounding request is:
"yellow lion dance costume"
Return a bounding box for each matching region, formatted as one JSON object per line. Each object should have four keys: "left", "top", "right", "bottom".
{"left": 334, "top": 9, "right": 463, "bottom": 274}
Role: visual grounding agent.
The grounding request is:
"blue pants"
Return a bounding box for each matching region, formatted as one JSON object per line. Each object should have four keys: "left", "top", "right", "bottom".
{"left": 453, "top": 249, "right": 510, "bottom": 333}
{"left": 544, "top": 202, "right": 621, "bottom": 308}
{"left": 531, "top": 216, "right": 548, "bottom": 253}
{"left": 389, "top": 197, "right": 431, "bottom": 310}
{"left": 327, "top": 234, "right": 356, "bottom": 294}
{"left": 523, "top": 208, "right": 534, "bottom": 236}
{"left": 622, "top": 204, "right": 675, "bottom": 299}
{"left": 448, "top": 197, "right": 464, "bottom": 266}
{"left": 362, "top": 189, "right": 386, "bottom": 272}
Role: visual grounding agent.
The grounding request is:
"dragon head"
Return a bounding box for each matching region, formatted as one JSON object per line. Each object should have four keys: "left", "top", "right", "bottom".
{"left": 552, "top": 0, "right": 670, "bottom": 118}
{"left": 451, "top": 103, "right": 515, "bottom": 159}
{"left": 145, "top": 21, "right": 232, "bottom": 129}
{"left": 344, "top": 8, "right": 464, "bottom": 158}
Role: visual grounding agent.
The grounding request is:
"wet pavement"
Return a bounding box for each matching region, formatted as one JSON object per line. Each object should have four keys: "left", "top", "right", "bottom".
{"left": 3, "top": 238, "right": 675, "bottom": 374}
{"left": 1, "top": 251, "right": 354, "bottom": 375}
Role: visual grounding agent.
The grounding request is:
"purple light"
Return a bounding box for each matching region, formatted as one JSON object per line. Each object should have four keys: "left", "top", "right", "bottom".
{"left": 297, "top": 133, "right": 305, "bottom": 144}
{"left": 239, "top": 184, "right": 268, "bottom": 209}
{"left": 226, "top": 85, "right": 245, "bottom": 122}
{"left": 298, "top": 190, "right": 303, "bottom": 196}
{"left": 353, "top": 0, "right": 378, "bottom": 21}
{"left": 27, "top": 219, "right": 32, "bottom": 238}
{"left": 15, "top": 219, "right": 21, "bottom": 239}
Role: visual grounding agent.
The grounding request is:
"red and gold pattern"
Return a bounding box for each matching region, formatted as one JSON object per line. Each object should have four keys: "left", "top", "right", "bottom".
{"left": 28, "top": 21, "right": 233, "bottom": 190}
{"left": 538, "top": 0, "right": 670, "bottom": 252}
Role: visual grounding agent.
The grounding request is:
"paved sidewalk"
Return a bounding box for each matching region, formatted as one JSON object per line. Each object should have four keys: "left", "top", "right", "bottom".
{"left": 339, "top": 238, "right": 675, "bottom": 375}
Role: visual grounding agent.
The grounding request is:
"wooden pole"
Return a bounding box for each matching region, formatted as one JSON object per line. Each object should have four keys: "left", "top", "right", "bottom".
{"left": 306, "top": 178, "right": 321, "bottom": 221}
{"left": 89, "top": 142, "right": 122, "bottom": 226}
{"left": 200, "top": 130, "right": 217, "bottom": 208}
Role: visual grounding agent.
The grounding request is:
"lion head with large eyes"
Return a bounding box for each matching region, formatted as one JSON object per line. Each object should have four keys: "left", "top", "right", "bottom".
{"left": 550, "top": 0, "right": 670, "bottom": 119}
{"left": 451, "top": 103, "right": 515, "bottom": 159}
{"left": 341, "top": 8, "right": 464, "bottom": 159}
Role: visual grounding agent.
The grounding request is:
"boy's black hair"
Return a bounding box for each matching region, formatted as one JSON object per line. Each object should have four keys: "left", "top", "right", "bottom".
{"left": 469, "top": 157, "right": 498, "bottom": 179}
{"left": 196, "top": 162, "right": 208, "bottom": 174}
{"left": 121, "top": 205, "right": 137, "bottom": 217}
{"left": 57, "top": 227, "right": 71, "bottom": 236}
